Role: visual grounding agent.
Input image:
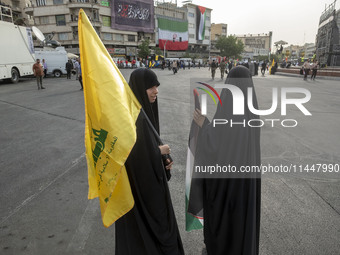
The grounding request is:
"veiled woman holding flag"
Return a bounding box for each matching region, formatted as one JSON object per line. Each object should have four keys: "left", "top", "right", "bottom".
{"left": 115, "top": 68, "right": 184, "bottom": 255}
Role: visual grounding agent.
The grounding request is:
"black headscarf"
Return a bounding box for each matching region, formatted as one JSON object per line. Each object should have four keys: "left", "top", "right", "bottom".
{"left": 128, "top": 68, "right": 160, "bottom": 134}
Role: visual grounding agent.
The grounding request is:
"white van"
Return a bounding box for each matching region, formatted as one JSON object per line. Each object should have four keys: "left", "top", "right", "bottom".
{"left": 0, "top": 20, "right": 35, "bottom": 83}
{"left": 34, "top": 47, "right": 68, "bottom": 77}
{"left": 179, "top": 58, "right": 192, "bottom": 67}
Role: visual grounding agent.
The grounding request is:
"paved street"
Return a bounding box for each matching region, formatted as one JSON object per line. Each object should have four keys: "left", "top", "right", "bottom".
{"left": 0, "top": 68, "right": 339, "bottom": 255}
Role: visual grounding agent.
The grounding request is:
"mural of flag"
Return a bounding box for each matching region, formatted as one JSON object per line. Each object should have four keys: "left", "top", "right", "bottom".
{"left": 196, "top": 5, "right": 206, "bottom": 41}
{"left": 158, "top": 17, "right": 188, "bottom": 51}
{"left": 185, "top": 89, "right": 204, "bottom": 231}
{"left": 78, "top": 9, "right": 141, "bottom": 227}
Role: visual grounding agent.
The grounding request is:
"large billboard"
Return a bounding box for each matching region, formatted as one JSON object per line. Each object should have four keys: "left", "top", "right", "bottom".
{"left": 111, "top": 0, "right": 155, "bottom": 33}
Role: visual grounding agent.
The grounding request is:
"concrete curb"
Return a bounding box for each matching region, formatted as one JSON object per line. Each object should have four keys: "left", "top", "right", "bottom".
{"left": 275, "top": 72, "right": 340, "bottom": 81}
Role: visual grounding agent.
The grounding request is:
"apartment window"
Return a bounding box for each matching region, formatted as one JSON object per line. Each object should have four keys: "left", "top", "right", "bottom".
{"left": 56, "top": 15, "right": 66, "bottom": 26}
{"left": 115, "top": 34, "right": 123, "bottom": 42}
{"left": 53, "top": 0, "right": 63, "bottom": 4}
{"left": 103, "top": 33, "right": 112, "bottom": 41}
{"left": 36, "top": 0, "right": 46, "bottom": 6}
{"left": 206, "top": 16, "right": 210, "bottom": 21}
{"left": 222, "top": 28, "right": 227, "bottom": 33}
{"left": 40, "top": 16, "right": 49, "bottom": 24}
{"left": 93, "top": 10, "right": 99, "bottom": 21}
{"left": 188, "top": 12, "right": 194, "bottom": 18}
{"left": 102, "top": 16, "right": 111, "bottom": 27}
{"left": 189, "top": 34, "right": 195, "bottom": 39}
{"left": 58, "top": 33, "right": 68, "bottom": 40}
{"left": 188, "top": 23, "right": 194, "bottom": 29}
{"left": 128, "top": 35, "right": 135, "bottom": 42}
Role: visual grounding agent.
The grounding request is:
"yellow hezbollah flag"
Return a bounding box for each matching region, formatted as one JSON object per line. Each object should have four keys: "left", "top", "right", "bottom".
{"left": 78, "top": 9, "right": 141, "bottom": 227}
{"left": 269, "top": 59, "right": 275, "bottom": 74}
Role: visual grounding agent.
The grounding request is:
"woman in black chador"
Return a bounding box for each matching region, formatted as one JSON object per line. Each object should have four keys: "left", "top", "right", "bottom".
{"left": 192, "top": 65, "right": 261, "bottom": 255}
{"left": 115, "top": 68, "right": 184, "bottom": 255}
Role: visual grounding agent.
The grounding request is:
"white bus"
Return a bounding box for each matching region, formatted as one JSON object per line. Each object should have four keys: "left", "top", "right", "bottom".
{"left": 0, "top": 20, "right": 35, "bottom": 83}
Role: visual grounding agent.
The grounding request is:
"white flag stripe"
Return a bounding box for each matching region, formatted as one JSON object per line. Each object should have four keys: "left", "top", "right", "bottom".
{"left": 158, "top": 29, "right": 189, "bottom": 41}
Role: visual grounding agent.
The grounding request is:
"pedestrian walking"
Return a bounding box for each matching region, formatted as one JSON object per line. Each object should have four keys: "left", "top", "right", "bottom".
{"left": 42, "top": 59, "right": 47, "bottom": 78}
{"left": 311, "top": 60, "right": 318, "bottom": 80}
{"left": 211, "top": 60, "right": 217, "bottom": 80}
{"left": 74, "top": 59, "right": 80, "bottom": 80}
{"left": 115, "top": 68, "right": 184, "bottom": 255}
{"left": 261, "top": 61, "right": 266, "bottom": 76}
{"left": 303, "top": 59, "right": 311, "bottom": 80}
{"left": 66, "top": 60, "right": 73, "bottom": 79}
{"left": 78, "top": 59, "right": 83, "bottom": 90}
{"left": 32, "top": 59, "right": 45, "bottom": 90}
{"left": 172, "top": 60, "right": 178, "bottom": 74}
{"left": 219, "top": 59, "right": 226, "bottom": 80}
{"left": 192, "top": 66, "right": 261, "bottom": 255}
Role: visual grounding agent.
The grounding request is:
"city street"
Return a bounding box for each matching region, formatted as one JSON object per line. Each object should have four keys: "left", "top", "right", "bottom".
{"left": 0, "top": 68, "right": 339, "bottom": 255}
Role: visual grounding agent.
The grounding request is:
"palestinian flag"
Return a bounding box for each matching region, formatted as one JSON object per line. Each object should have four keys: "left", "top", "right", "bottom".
{"left": 185, "top": 89, "right": 204, "bottom": 231}
{"left": 196, "top": 6, "right": 206, "bottom": 41}
{"left": 158, "top": 17, "right": 188, "bottom": 51}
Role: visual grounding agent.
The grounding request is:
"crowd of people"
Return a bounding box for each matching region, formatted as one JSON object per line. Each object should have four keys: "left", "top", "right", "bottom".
{"left": 113, "top": 67, "right": 261, "bottom": 255}
{"left": 32, "top": 57, "right": 83, "bottom": 90}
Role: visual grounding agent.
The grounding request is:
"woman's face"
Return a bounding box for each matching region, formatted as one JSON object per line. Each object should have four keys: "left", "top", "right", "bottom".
{"left": 146, "top": 86, "right": 158, "bottom": 103}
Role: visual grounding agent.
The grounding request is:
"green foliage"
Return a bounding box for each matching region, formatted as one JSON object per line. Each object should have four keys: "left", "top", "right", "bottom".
{"left": 152, "top": 46, "right": 162, "bottom": 56}
{"left": 215, "top": 35, "right": 244, "bottom": 59}
{"left": 270, "top": 54, "right": 280, "bottom": 63}
{"left": 182, "top": 51, "right": 192, "bottom": 58}
{"left": 254, "top": 55, "right": 270, "bottom": 62}
{"left": 138, "top": 39, "right": 151, "bottom": 59}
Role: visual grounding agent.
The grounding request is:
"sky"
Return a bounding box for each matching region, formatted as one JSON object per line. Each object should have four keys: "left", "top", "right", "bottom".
{"left": 177, "top": 0, "right": 339, "bottom": 48}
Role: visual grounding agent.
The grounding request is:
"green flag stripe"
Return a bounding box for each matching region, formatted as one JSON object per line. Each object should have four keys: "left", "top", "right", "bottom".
{"left": 185, "top": 196, "right": 203, "bottom": 231}
{"left": 158, "top": 17, "right": 188, "bottom": 33}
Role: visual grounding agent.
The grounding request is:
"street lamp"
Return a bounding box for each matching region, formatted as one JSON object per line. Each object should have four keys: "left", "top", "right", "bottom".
{"left": 164, "top": 40, "right": 168, "bottom": 58}
{"left": 208, "top": 27, "right": 211, "bottom": 60}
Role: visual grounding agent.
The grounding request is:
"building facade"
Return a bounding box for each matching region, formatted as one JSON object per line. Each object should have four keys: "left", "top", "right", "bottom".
{"left": 315, "top": 1, "right": 340, "bottom": 66}
{"left": 0, "top": 0, "right": 31, "bottom": 24}
{"left": 24, "top": 0, "right": 155, "bottom": 60}
{"left": 211, "top": 23, "right": 227, "bottom": 41}
{"left": 283, "top": 43, "right": 315, "bottom": 62}
{"left": 183, "top": 3, "right": 212, "bottom": 57}
{"left": 2, "top": 0, "right": 213, "bottom": 60}
{"left": 235, "top": 32, "right": 272, "bottom": 60}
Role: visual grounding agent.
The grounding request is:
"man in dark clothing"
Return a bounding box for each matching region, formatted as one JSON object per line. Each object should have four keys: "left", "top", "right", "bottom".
{"left": 66, "top": 60, "right": 73, "bottom": 79}
{"left": 261, "top": 61, "right": 266, "bottom": 76}
{"left": 211, "top": 60, "right": 217, "bottom": 80}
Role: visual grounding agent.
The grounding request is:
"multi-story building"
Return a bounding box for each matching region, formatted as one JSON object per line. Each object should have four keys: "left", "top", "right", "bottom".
{"left": 24, "top": 0, "right": 156, "bottom": 60}
{"left": 154, "top": 1, "right": 188, "bottom": 58}
{"left": 283, "top": 43, "right": 315, "bottom": 62}
{"left": 182, "top": 3, "right": 212, "bottom": 57}
{"left": 0, "top": 0, "right": 32, "bottom": 24}
{"left": 211, "top": 23, "right": 227, "bottom": 41}
{"left": 154, "top": 1, "right": 212, "bottom": 58}
{"left": 315, "top": 1, "right": 340, "bottom": 66}
{"left": 235, "top": 32, "right": 272, "bottom": 60}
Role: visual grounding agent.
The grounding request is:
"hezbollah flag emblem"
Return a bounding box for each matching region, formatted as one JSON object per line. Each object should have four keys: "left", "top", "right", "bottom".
{"left": 78, "top": 9, "right": 141, "bottom": 227}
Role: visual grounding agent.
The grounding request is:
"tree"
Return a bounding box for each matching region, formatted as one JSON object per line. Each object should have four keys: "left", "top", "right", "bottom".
{"left": 152, "top": 46, "right": 162, "bottom": 56}
{"left": 138, "top": 39, "right": 151, "bottom": 59}
{"left": 216, "top": 35, "right": 244, "bottom": 59}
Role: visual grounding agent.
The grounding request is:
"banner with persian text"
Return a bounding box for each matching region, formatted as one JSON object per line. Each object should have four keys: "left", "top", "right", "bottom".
{"left": 111, "top": 0, "right": 155, "bottom": 33}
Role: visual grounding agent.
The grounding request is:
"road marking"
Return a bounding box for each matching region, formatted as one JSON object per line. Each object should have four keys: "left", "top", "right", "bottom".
{"left": 66, "top": 198, "right": 99, "bottom": 252}
{"left": 0, "top": 153, "right": 86, "bottom": 225}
